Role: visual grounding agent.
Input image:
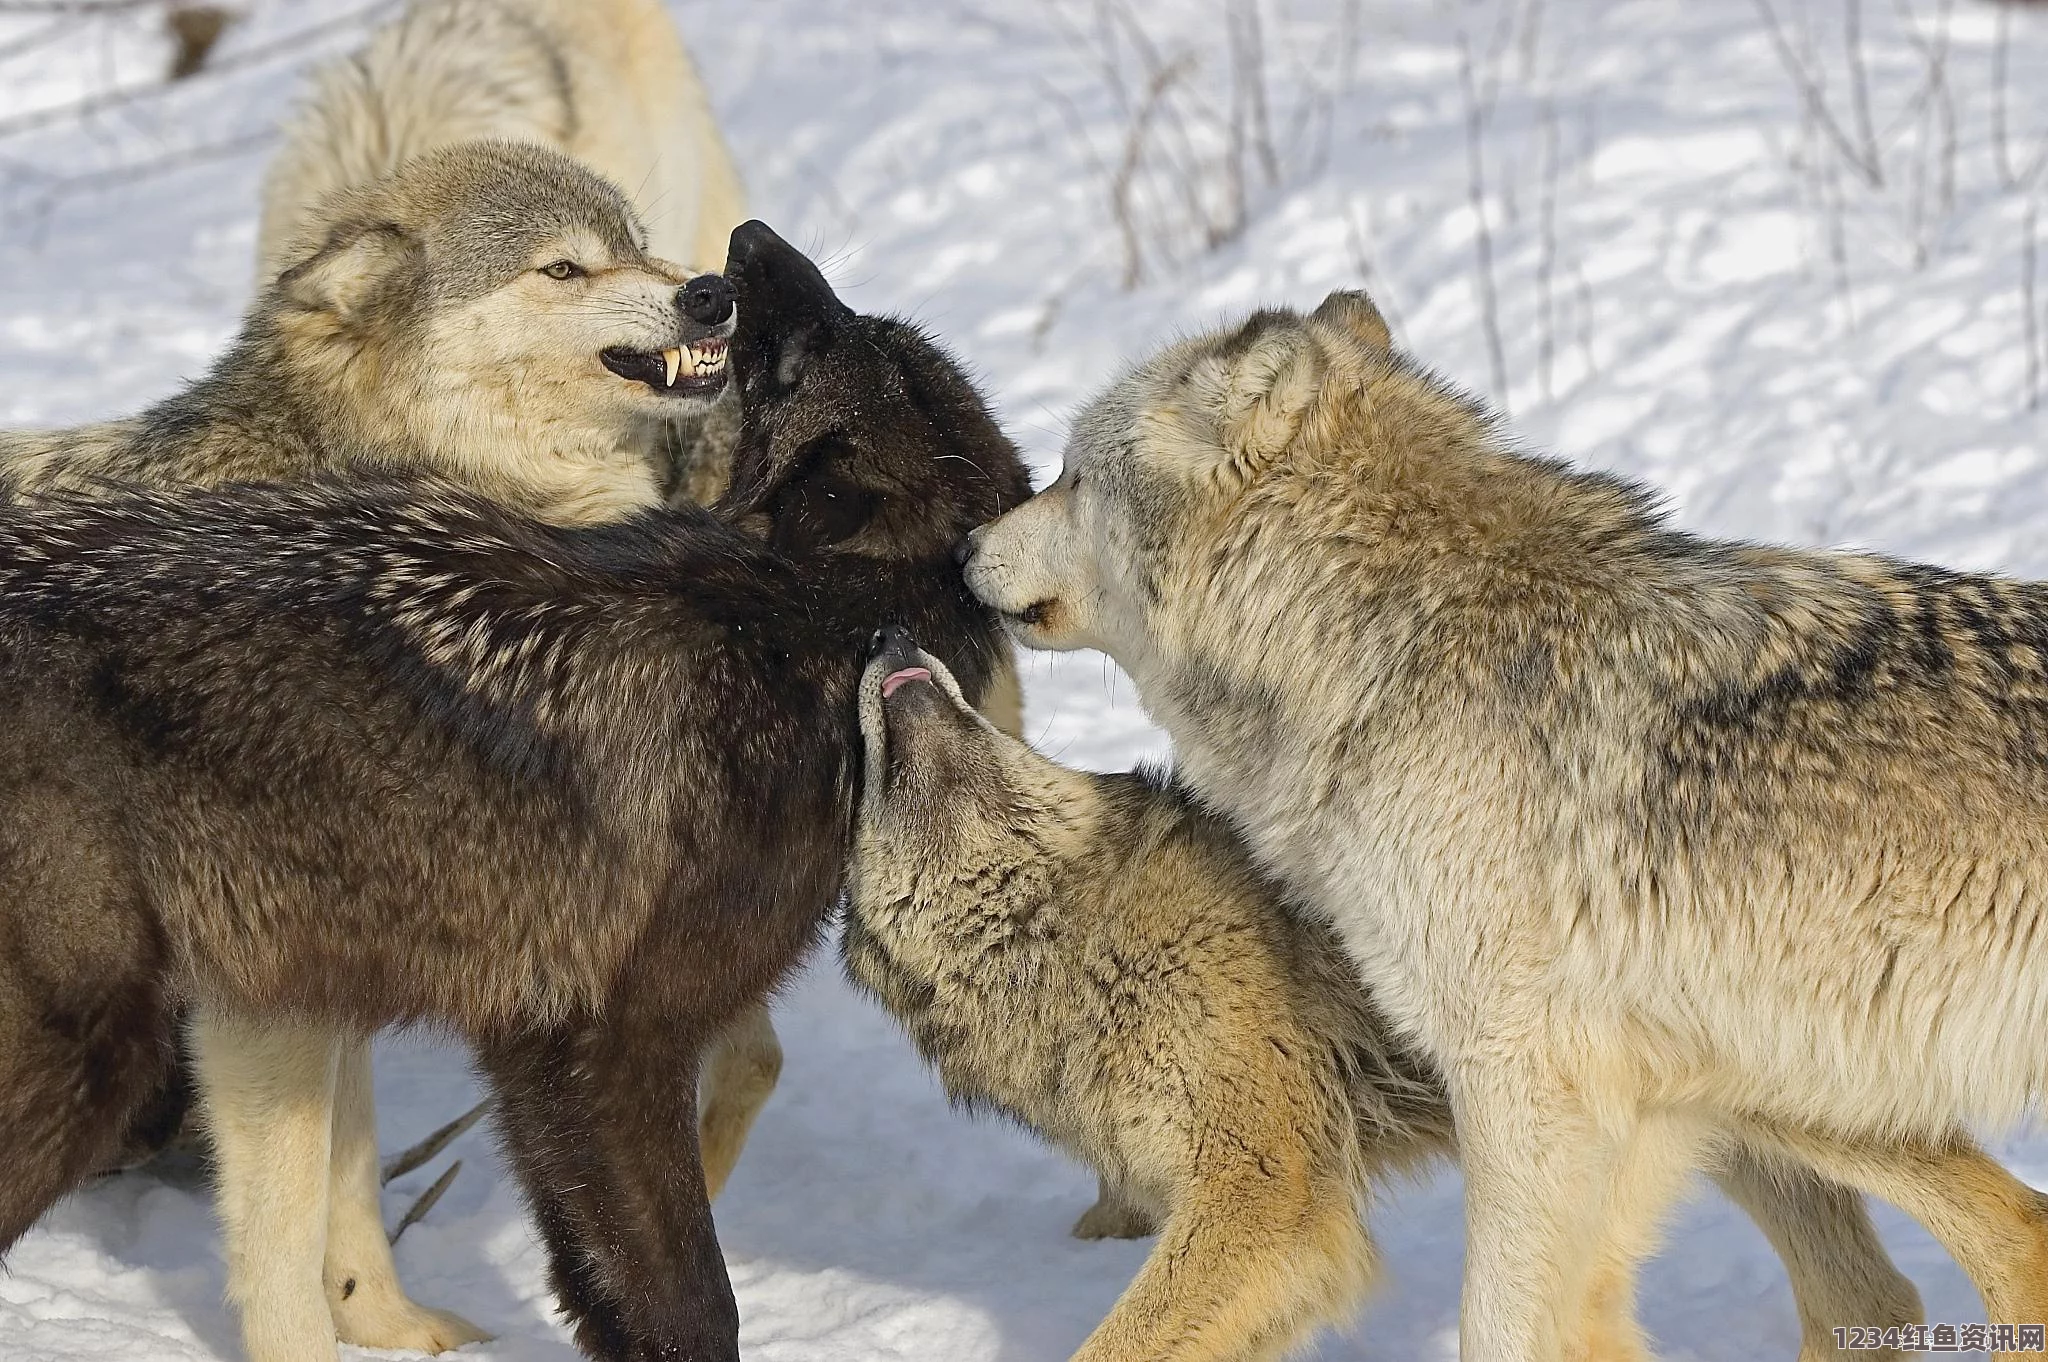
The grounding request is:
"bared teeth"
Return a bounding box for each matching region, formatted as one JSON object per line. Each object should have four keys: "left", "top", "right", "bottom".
{"left": 661, "top": 348, "right": 682, "bottom": 386}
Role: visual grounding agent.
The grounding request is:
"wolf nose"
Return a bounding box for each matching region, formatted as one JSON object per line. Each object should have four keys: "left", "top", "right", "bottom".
{"left": 679, "top": 274, "right": 736, "bottom": 326}
{"left": 872, "top": 624, "right": 915, "bottom": 660}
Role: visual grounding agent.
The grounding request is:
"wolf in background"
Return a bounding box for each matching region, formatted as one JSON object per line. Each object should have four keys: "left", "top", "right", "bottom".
{"left": 254, "top": 0, "right": 749, "bottom": 505}
{"left": 966, "top": 288, "right": 2048, "bottom": 1362}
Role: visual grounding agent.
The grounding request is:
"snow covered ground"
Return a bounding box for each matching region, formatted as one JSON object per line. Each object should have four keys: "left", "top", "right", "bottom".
{"left": 3, "top": 0, "right": 2048, "bottom": 1357}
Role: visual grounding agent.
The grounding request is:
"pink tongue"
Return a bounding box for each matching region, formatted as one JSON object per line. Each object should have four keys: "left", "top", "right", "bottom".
{"left": 881, "top": 666, "right": 932, "bottom": 698}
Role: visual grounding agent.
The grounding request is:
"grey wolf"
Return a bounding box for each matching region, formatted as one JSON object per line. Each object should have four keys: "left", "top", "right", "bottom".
{"left": 847, "top": 631, "right": 2038, "bottom": 1362}
{"left": 0, "top": 222, "right": 1024, "bottom": 1362}
{"left": 254, "top": 0, "right": 747, "bottom": 505}
{"left": 964, "top": 289, "right": 2048, "bottom": 1362}
{"left": 3, "top": 140, "right": 733, "bottom": 526}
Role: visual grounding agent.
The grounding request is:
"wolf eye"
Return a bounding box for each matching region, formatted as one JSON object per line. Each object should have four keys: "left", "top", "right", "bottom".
{"left": 539, "top": 260, "right": 584, "bottom": 281}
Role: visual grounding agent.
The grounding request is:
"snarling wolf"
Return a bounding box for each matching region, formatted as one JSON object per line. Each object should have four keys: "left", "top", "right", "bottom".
{"left": 255, "top": 0, "right": 748, "bottom": 504}
{"left": 966, "top": 289, "right": 2048, "bottom": 1362}
{"left": 848, "top": 632, "right": 2044, "bottom": 1362}
{"left": 3, "top": 140, "right": 734, "bottom": 525}
{"left": 0, "top": 229, "right": 1024, "bottom": 1362}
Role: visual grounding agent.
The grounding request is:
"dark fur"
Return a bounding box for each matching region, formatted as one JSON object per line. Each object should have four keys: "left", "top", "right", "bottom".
{"left": 0, "top": 221, "right": 1026, "bottom": 1362}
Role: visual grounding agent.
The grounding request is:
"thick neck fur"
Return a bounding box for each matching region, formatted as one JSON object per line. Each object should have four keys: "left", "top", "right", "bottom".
{"left": 0, "top": 482, "right": 847, "bottom": 849}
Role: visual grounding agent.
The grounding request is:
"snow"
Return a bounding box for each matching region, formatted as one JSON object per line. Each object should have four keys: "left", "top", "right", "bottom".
{"left": 3, "top": 0, "right": 2047, "bottom": 1357}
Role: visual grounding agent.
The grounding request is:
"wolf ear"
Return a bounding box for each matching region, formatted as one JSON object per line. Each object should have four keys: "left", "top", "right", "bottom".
{"left": 776, "top": 321, "right": 831, "bottom": 388}
{"left": 1310, "top": 289, "right": 1392, "bottom": 351}
{"left": 1212, "top": 310, "right": 1329, "bottom": 467}
{"left": 278, "top": 221, "right": 420, "bottom": 322}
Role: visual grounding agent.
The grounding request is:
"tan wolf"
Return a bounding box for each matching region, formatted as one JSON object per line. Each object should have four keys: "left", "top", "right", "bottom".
{"left": 964, "top": 290, "right": 2048, "bottom": 1362}
{"left": 847, "top": 630, "right": 2028, "bottom": 1362}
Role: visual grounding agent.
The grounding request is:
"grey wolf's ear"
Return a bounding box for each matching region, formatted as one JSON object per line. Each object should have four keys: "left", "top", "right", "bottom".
{"left": 278, "top": 222, "right": 420, "bottom": 321}
{"left": 1310, "top": 290, "right": 1392, "bottom": 351}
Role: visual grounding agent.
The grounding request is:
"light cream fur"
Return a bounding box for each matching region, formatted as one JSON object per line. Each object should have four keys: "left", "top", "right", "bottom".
{"left": 966, "top": 290, "right": 2048, "bottom": 1362}
{"left": 256, "top": 0, "right": 744, "bottom": 280}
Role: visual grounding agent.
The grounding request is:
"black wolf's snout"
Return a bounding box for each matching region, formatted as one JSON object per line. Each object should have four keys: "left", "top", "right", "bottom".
{"left": 725, "top": 220, "right": 850, "bottom": 334}
{"left": 871, "top": 624, "right": 919, "bottom": 664}
{"left": 678, "top": 275, "right": 735, "bottom": 326}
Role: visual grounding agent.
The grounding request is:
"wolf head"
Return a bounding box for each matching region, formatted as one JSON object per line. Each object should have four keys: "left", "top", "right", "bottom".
{"left": 853, "top": 625, "right": 1085, "bottom": 871}
{"left": 264, "top": 141, "right": 735, "bottom": 491}
{"left": 962, "top": 290, "right": 1497, "bottom": 668}
{"left": 714, "top": 221, "right": 1029, "bottom": 563}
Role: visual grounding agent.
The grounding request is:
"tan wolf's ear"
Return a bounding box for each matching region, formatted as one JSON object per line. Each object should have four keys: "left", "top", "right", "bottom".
{"left": 1310, "top": 289, "right": 1392, "bottom": 351}
{"left": 278, "top": 221, "right": 420, "bottom": 322}
{"left": 1217, "top": 309, "right": 1328, "bottom": 466}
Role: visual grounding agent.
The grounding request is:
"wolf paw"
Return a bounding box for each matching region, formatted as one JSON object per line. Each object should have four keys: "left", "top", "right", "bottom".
{"left": 332, "top": 1291, "right": 490, "bottom": 1355}
{"left": 1070, "top": 1197, "right": 1157, "bottom": 1241}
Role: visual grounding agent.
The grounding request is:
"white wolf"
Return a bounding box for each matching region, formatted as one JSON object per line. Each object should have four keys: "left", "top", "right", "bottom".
{"left": 257, "top": 0, "right": 743, "bottom": 282}
{"left": 966, "top": 291, "right": 2048, "bottom": 1362}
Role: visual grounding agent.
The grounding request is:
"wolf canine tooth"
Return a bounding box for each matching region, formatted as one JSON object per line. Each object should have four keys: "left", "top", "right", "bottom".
{"left": 661, "top": 348, "right": 682, "bottom": 386}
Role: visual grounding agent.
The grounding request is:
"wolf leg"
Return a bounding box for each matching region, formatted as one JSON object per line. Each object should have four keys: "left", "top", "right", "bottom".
{"left": 481, "top": 1014, "right": 736, "bottom": 1362}
{"left": 323, "top": 1034, "right": 490, "bottom": 1353}
{"left": 1454, "top": 1064, "right": 1648, "bottom": 1362}
{"left": 1711, "top": 1146, "right": 1919, "bottom": 1362}
{"left": 1069, "top": 1161, "right": 1372, "bottom": 1362}
{"left": 1738, "top": 1122, "right": 2048, "bottom": 1362}
{"left": 1558, "top": 1113, "right": 1707, "bottom": 1362}
{"left": 1071, "top": 1171, "right": 1158, "bottom": 1241}
{"left": 697, "top": 1001, "right": 782, "bottom": 1200}
{"left": 191, "top": 1006, "right": 342, "bottom": 1362}
{"left": 0, "top": 952, "right": 172, "bottom": 1250}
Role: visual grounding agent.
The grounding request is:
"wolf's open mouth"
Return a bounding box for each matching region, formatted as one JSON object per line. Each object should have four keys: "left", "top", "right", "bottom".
{"left": 600, "top": 338, "right": 728, "bottom": 397}
{"left": 881, "top": 666, "right": 932, "bottom": 698}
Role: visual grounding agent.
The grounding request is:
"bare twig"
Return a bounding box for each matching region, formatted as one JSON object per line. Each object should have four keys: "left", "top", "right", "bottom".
{"left": 5, "top": 125, "right": 274, "bottom": 234}
{"left": 1891, "top": 0, "right": 1956, "bottom": 267}
{"left": 381, "top": 1100, "right": 490, "bottom": 1186}
{"left": 1343, "top": 196, "right": 1405, "bottom": 346}
{"left": 388, "top": 1160, "right": 462, "bottom": 1246}
{"left": 1754, "top": 0, "right": 1885, "bottom": 187}
{"left": 1456, "top": 22, "right": 1509, "bottom": 407}
{"left": 0, "top": 16, "right": 74, "bottom": 62}
{"left": 1994, "top": 1, "right": 2017, "bottom": 191}
{"left": 2026, "top": 196, "right": 2041, "bottom": 412}
{"left": 1109, "top": 52, "right": 1189, "bottom": 289}
{"left": 0, "top": 0, "right": 161, "bottom": 12}
{"left": 1843, "top": 0, "right": 1880, "bottom": 181}
{"left": 1537, "top": 96, "right": 1562, "bottom": 402}
{"left": 0, "top": 0, "right": 399, "bottom": 143}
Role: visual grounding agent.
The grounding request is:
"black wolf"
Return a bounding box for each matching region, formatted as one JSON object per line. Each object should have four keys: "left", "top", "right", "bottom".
{"left": 0, "top": 221, "right": 1026, "bottom": 1362}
